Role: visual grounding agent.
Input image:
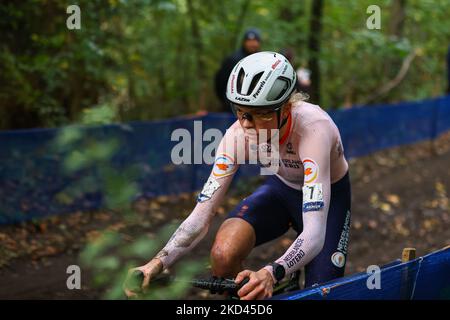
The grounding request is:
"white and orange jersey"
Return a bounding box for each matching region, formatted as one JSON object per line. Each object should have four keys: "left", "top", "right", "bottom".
{"left": 213, "top": 100, "right": 349, "bottom": 190}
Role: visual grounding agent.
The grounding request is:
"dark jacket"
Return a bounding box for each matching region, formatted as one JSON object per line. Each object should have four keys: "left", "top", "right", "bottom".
{"left": 214, "top": 47, "right": 249, "bottom": 112}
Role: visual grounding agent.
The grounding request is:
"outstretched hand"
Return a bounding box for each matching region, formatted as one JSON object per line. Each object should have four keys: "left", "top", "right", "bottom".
{"left": 235, "top": 268, "right": 274, "bottom": 300}
{"left": 123, "top": 259, "right": 163, "bottom": 299}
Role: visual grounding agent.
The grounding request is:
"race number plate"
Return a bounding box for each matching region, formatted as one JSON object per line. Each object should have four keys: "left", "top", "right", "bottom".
{"left": 302, "top": 183, "right": 324, "bottom": 212}
{"left": 197, "top": 176, "right": 221, "bottom": 202}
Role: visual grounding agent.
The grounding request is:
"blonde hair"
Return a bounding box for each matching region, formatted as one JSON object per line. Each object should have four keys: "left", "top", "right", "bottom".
{"left": 288, "top": 91, "right": 309, "bottom": 104}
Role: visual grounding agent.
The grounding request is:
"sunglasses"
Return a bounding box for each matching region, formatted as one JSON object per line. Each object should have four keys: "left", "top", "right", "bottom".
{"left": 230, "top": 103, "right": 284, "bottom": 122}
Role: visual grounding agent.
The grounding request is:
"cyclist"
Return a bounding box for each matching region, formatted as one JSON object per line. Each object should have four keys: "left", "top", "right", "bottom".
{"left": 124, "top": 51, "right": 351, "bottom": 300}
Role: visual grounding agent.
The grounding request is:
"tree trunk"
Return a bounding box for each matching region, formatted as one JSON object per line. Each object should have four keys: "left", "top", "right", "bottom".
{"left": 278, "top": 3, "right": 307, "bottom": 62}
{"left": 307, "top": 0, "right": 324, "bottom": 105}
{"left": 230, "top": 0, "right": 251, "bottom": 50}
{"left": 389, "top": 0, "right": 407, "bottom": 38}
{"left": 379, "top": 0, "right": 407, "bottom": 102}
{"left": 186, "top": 0, "right": 207, "bottom": 110}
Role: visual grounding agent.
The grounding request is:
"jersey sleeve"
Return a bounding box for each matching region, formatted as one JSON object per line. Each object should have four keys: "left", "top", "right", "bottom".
{"left": 272, "top": 120, "right": 334, "bottom": 276}
{"left": 156, "top": 128, "right": 240, "bottom": 269}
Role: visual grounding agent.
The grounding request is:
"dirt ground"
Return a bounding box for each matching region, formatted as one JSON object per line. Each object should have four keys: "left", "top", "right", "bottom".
{"left": 1, "top": 132, "right": 449, "bottom": 299}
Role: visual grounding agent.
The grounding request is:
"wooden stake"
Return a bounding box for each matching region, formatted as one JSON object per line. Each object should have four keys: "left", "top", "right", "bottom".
{"left": 400, "top": 248, "right": 417, "bottom": 299}
{"left": 402, "top": 248, "right": 416, "bottom": 262}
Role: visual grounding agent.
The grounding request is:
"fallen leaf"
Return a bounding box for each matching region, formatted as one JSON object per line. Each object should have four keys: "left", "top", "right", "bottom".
{"left": 86, "top": 230, "right": 102, "bottom": 242}
{"left": 380, "top": 203, "right": 392, "bottom": 212}
{"left": 422, "top": 218, "right": 439, "bottom": 232}
{"left": 39, "top": 222, "right": 48, "bottom": 233}
{"left": 435, "top": 182, "right": 446, "bottom": 195}
{"left": 157, "top": 195, "right": 170, "bottom": 204}
{"left": 368, "top": 220, "right": 378, "bottom": 229}
{"left": 353, "top": 221, "right": 362, "bottom": 230}
{"left": 228, "top": 198, "right": 239, "bottom": 206}
{"left": 393, "top": 218, "right": 410, "bottom": 236}
{"left": 152, "top": 211, "right": 165, "bottom": 221}
{"left": 150, "top": 201, "right": 161, "bottom": 210}
{"left": 95, "top": 213, "right": 111, "bottom": 222}
{"left": 386, "top": 194, "right": 400, "bottom": 206}
{"left": 107, "top": 223, "right": 126, "bottom": 232}
{"left": 179, "top": 193, "right": 190, "bottom": 201}
{"left": 370, "top": 193, "right": 379, "bottom": 208}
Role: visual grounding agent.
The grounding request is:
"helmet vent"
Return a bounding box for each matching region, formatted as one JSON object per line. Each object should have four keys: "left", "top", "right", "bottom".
{"left": 237, "top": 68, "right": 245, "bottom": 94}
{"left": 247, "top": 72, "right": 264, "bottom": 96}
{"left": 267, "top": 77, "right": 290, "bottom": 101}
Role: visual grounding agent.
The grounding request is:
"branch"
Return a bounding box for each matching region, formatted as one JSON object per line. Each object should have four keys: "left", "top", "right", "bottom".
{"left": 363, "top": 48, "right": 418, "bottom": 105}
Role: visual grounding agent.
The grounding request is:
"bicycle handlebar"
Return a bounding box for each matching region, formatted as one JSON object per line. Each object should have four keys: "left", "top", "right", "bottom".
{"left": 190, "top": 276, "right": 250, "bottom": 295}
{"left": 129, "top": 270, "right": 250, "bottom": 296}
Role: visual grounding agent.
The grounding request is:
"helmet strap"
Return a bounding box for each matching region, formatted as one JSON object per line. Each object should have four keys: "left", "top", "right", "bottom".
{"left": 277, "top": 106, "right": 289, "bottom": 130}
{"left": 276, "top": 87, "right": 296, "bottom": 130}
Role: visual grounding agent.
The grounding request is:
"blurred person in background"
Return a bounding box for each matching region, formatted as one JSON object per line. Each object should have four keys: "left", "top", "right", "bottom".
{"left": 281, "top": 48, "right": 312, "bottom": 99}
{"left": 297, "top": 66, "right": 312, "bottom": 98}
{"left": 214, "top": 28, "right": 262, "bottom": 113}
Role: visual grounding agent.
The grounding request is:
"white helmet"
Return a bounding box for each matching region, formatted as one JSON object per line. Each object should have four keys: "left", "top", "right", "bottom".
{"left": 226, "top": 51, "right": 297, "bottom": 108}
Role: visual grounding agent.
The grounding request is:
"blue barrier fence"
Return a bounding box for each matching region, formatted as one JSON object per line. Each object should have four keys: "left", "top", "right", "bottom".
{"left": 0, "top": 95, "right": 449, "bottom": 224}
{"left": 273, "top": 246, "right": 450, "bottom": 300}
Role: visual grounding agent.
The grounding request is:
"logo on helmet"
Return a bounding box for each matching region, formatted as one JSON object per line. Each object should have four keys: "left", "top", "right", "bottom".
{"left": 272, "top": 59, "right": 281, "bottom": 70}
{"left": 235, "top": 96, "right": 250, "bottom": 102}
{"left": 253, "top": 80, "right": 266, "bottom": 98}
{"left": 230, "top": 74, "right": 235, "bottom": 94}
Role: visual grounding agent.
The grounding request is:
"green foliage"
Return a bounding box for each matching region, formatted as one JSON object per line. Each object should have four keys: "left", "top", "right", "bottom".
{"left": 1, "top": 0, "right": 449, "bottom": 129}
{"left": 52, "top": 103, "right": 203, "bottom": 299}
{"left": 320, "top": 0, "right": 450, "bottom": 107}
{"left": 81, "top": 103, "right": 118, "bottom": 125}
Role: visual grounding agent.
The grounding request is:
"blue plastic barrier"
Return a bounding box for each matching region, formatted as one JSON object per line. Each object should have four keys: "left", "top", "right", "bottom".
{"left": 273, "top": 247, "right": 450, "bottom": 300}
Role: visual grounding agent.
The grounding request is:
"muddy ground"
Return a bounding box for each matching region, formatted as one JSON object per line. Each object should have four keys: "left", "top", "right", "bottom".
{"left": 1, "top": 133, "right": 449, "bottom": 299}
